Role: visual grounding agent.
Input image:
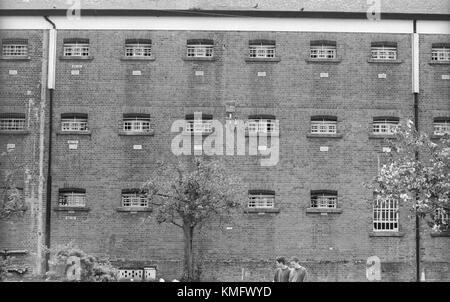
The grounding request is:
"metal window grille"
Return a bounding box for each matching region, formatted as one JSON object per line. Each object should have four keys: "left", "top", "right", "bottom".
{"left": 123, "top": 117, "right": 151, "bottom": 133}
{"left": 58, "top": 192, "right": 86, "bottom": 207}
{"left": 121, "top": 193, "right": 148, "bottom": 207}
{"left": 248, "top": 193, "right": 275, "bottom": 209}
{"left": 434, "top": 121, "right": 450, "bottom": 135}
{"left": 0, "top": 118, "right": 25, "bottom": 130}
{"left": 125, "top": 43, "right": 152, "bottom": 57}
{"left": 186, "top": 44, "right": 214, "bottom": 57}
{"left": 185, "top": 120, "right": 213, "bottom": 133}
{"left": 435, "top": 208, "right": 450, "bottom": 230}
{"left": 311, "top": 120, "right": 337, "bottom": 134}
{"left": 118, "top": 269, "right": 144, "bottom": 281}
{"left": 373, "top": 120, "right": 399, "bottom": 135}
{"left": 310, "top": 45, "right": 336, "bottom": 59}
{"left": 63, "top": 43, "right": 90, "bottom": 57}
{"left": 2, "top": 44, "right": 28, "bottom": 56}
{"left": 249, "top": 44, "right": 275, "bottom": 58}
{"left": 371, "top": 46, "right": 397, "bottom": 60}
{"left": 431, "top": 47, "right": 450, "bottom": 61}
{"left": 61, "top": 117, "right": 88, "bottom": 131}
{"left": 373, "top": 198, "right": 399, "bottom": 231}
{"left": 247, "top": 119, "right": 276, "bottom": 134}
{"left": 311, "top": 193, "right": 337, "bottom": 208}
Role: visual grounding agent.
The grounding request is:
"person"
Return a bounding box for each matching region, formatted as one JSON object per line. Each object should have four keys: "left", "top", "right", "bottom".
{"left": 273, "top": 256, "right": 291, "bottom": 282}
{"left": 289, "top": 257, "right": 307, "bottom": 282}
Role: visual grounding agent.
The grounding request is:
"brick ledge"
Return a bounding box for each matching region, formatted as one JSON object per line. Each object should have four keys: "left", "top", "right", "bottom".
{"left": 369, "top": 231, "right": 405, "bottom": 237}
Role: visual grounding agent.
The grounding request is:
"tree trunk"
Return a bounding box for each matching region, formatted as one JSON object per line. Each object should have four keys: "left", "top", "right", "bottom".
{"left": 183, "top": 224, "right": 195, "bottom": 281}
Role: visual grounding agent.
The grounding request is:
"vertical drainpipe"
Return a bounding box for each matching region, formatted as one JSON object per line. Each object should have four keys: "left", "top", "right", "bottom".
{"left": 412, "top": 19, "right": 420, "bottom": 282}
{"left": 44, "top": 16, "right": 56, "bottom": 273}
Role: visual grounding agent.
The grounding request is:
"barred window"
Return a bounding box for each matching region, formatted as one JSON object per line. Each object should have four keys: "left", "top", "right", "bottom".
{"left": 431, "top": 44, "right": 450, "bottom": 61}
{"left": 371, "top": 42, "right": 397, "bottom": 60}
{"left": 311, "top": 116, "right": 337, "bottom": 134}
{"left": 186, "top": 39, "right": 214, "bottom": 57}
{"left": 61, "top": 113, "right": 88, "bottom": 132}
{"left": 433, "top": 117, "right": 450, "bottom": 135}
{"left": 0, "top": 113, "right": 26, "bottom": 131}
{"left": 310, "top": 190, "right": 338, "bottom": 208}
{"left": 248, "top": 190, "right": 275, "bottom": 209}
{"left": 185, "top": 114, "right": 213, "bottom": 134}
{"left": 2, "top": 39, "right": 28, "bottom": 57}
{"left": 249, "top": 40, "right": 275, "bottom": 58}
{"left": 372, "top": 117, "right": 399, "bottom": 135}
{"left": 58, "top": 188, "right": 86, "bottom": 207}
{"left": 125, "top": 39, "right": 152, "bottom": 57}
{"left": 434, "top": 208, "right": 450, "bottom": 230}
{"left": 247, "top": 115, "right": 277, "bottom": 134}
{"left": 63, "top": 39, "right": 90, "bottom": 57}
{"left": 310, "top": 41, "right": 337, "bottom": 59}
{"left": 373, "top": 198, "right": 399, "bottom": 231}
{"left": 121, "top": 189, "right": 148, "bottom": 207}
{"left": 118, "top": 269, "right": 143, "bottom": 281}
{"left": 123, "top": 114, "right": 151, "bottom": 133}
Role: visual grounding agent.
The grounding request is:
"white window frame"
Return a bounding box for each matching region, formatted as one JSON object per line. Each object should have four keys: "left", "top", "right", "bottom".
{"left": 371, "top": 46, "right": 397, "bottom": 60}
{"left": 118, "top": 269, "right": 144, "bottom": 281}
{"left": 248, "top": 193, "right": 275, "bottom": 209}
{"left": 61, "top": 117, "right": 88, "bottom": 132}
{"left": 247, "top": 119, "right": 276, "bottom": 134}
{"left": 2, "top": 43, "right": 28, "bottom": 57}
{"left": 121, "top": 192, "right": 148, "bottom": 208}
{"left": 433, "top": 121, "right": 450, "bottom": 135}
{"left": 311, "top": 193, "right": 337, "bottom": 209}
{"left": 373, "top": 198, "right": 399, "bottom": 232}
{"left": 311, "top": 120, "right": 337, "bottom": 134}
{"left": 125, "top": 42, "right": 152, "bottom": 57}
{"left": 372, "top": 119, "right": 399, "bottom": 135}
{"left": 123, "top": 117, "right": 151, "bottom": 133}
{"left": 185, "top": 119, "right": 213, "bottom": 134}
{"left": 63, "top": 42, "right": 90, "bottom": 57}
{"left": 435, "top": 208, "right": 450, "bottom": 230}
{"left": 186, "top": 43, "right": 214, "bottom": 58}
{"left": 310, "top": 44, "right": 336, "bottom": 59}
{"left": 249, "top": 43, "right": 275, "bottom": 58}
{"left": 431, "top": 47, "right": 450, "bottom": 61}
{"left": 58, "top": 191, "right": 86, "bottom": 207}
{"left": 0, "top": 117, "right": 26, "bottom": 131}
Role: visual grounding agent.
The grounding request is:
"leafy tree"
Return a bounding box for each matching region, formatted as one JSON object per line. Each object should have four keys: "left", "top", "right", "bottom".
{"left": 0, "top": 150, "right": 27, "bottom": 219}
{"left": 366, "top": 120, "right": 450, "bottom": 231}
{"left": 142, "top": 157, "right": 240, "bottom": 281}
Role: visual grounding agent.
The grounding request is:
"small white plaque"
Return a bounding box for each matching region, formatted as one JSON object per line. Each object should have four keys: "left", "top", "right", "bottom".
{"left": 320, "top": 212, "right": 328, "bottom": 216}
{"left": 68, "top": 144, "right": 78, "bottom": 150}
{"left": 71, "top": 65, "right": 82, "bottom": 69}
{"left": 257, "top": 71, "right": 266, "bottom": 77}
{"left": 67, "top": 140, "right": 79, "bottom": 144}
{"left": 320, "top": 72, "right": 329, "bottom": 78}
{"left": 226, "top": 227, "right": 233, "bottom": 230}
{"left": 258, "top": 145, "right": 267, "bottom": 151}
{"left": 132, "top": 70, "right": 142, "bottom": 76}
{"left": 195, "top": 70, "right": 204, "bottom": 76}
{"left": 9, "top": 70, "right": 17, "bottom": 75}
{"left": 382, "top": 147, "right": 391, "bottom": 153}
{"left": 442, "top": 74, "right": 450, "bottom": 80}
{"left": 378, "top": 73, "right": 387, "bottom": 79}
{"left": 320, "top": 146, "right": 329, "bottom": 152}
{"left": 71, "top": 70, "right": 80, "bottom": 75}
{"left": 65, "top": 216, "right": 76, "bottom": 220}
{"left": 133, "top": 144, "right": 142, "bottom": 150}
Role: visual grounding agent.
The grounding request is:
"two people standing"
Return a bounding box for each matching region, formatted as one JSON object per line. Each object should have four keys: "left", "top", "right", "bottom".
{"left": 273, "top": 256, "right": 307, "bottom": 282}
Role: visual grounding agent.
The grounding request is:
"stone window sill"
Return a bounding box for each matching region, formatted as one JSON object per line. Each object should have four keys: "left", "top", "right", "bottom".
{"left": 430, "top": 134, "right": 449, "bottom": 140}
{"left": 0, "top": 130, "right": 30, "bottom": 135}
{"left": 182, "top": 56, "right": 217, "bottom": 61}
{"left": 367, "top": 59, "right": 403, "bottom": 64}
{"left": 368, "top": 134, "right": 395, "bottom": 140}
{"left": 305, "top": 58, "right": 342, "bottom": 64}
{"left": 0, "top": 249, "right": 28, "bottom": 256}
{"left": 243, "top": 208, "right": 280, "bottom": 214}
{"left": 0, "top": 56, "right": 31, "bottom": 61}
{"left": 54, "top": 206, "right": 90, "bottom": 212}
{"left": 121, "top": 56, "right": 156, "bottom": 61}
{"left": 305, "top": 208, "right": 343, "bottom": 214}
{"left": 369, "top": 231, "right": 405, "bottom": 237}
{"left": 245, "top": 132, "right": 280, "bottom": 137}
{"left": 57, "top": 130, "right": 92, "bottom": 136}
{"left": 306, "top": 133, "right": 343, "bottom": 139}
{"left": 118, "top": 130, "right": 155, "bottom": 136}
{"left": 430, "top": 230, "right": 450, "bottom": 237}
{"left": 428, "top": 61, "right": 450, "bottom": 65}
{"left": 244, "top": 57, "right": 281, "bottom": 63}
{"left": 59, "top": 56, "right": 94, "bottom": 61}
{"left": 116, "top": 207, "right": 153, "bottom": 213}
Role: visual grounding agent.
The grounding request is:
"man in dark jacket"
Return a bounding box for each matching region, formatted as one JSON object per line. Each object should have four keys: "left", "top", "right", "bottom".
{"left": 273, "top": 257, "right": 291, "bottom": 282}
{"left": 289, "top": 257, "right": 307, "bottom": 282}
